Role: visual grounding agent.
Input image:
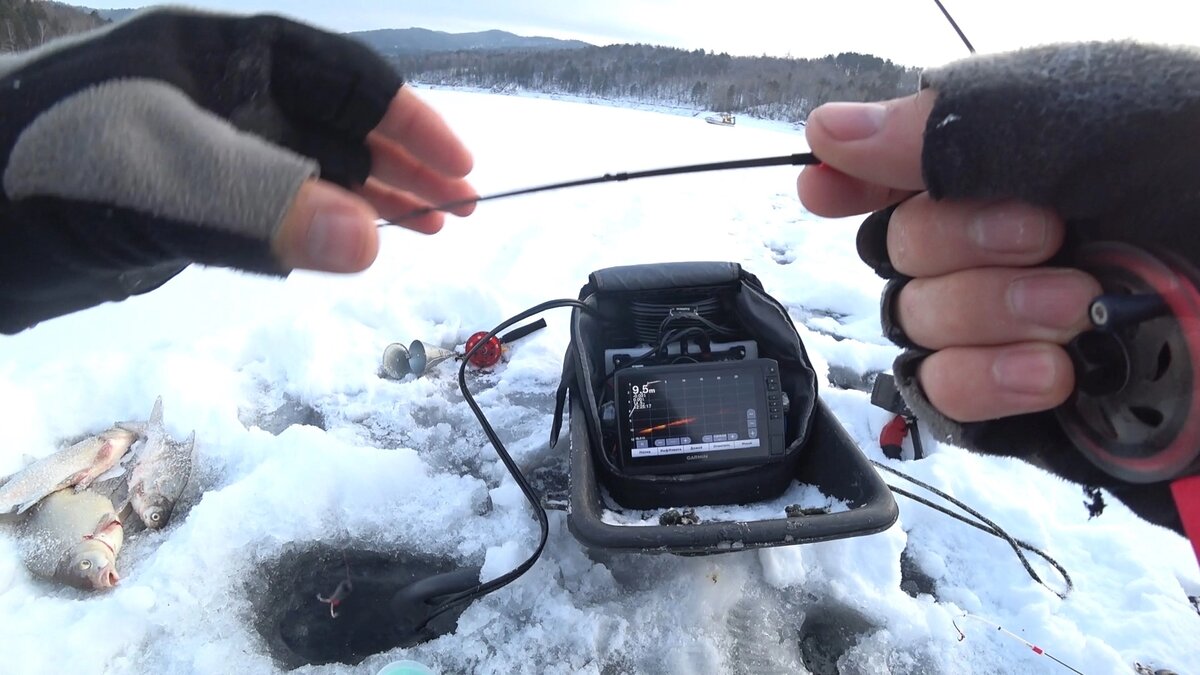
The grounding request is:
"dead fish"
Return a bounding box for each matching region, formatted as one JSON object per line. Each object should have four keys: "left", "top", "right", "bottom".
{"left": 21, "top": 488, "right": 124, "bottom": 590}
{"left": 118, "top": 397, "right": 194, "bottom": 529}
{"left": 0, "top": 426, "right": 140, "bottom": 515}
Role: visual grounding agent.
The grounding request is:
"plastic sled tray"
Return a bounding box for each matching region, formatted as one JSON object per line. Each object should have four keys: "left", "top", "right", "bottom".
{"left": 566, "top": 395, "right": 899, "bottom": 555}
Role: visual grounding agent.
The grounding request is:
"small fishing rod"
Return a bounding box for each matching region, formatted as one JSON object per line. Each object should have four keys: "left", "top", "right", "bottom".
{"left": 381, "top": 152, "right": 819, "bottom": 225}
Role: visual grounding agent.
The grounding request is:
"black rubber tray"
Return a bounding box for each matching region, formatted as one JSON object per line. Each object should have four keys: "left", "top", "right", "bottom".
{"left": 566, "top": 395, "right": 899, "bottom": 555}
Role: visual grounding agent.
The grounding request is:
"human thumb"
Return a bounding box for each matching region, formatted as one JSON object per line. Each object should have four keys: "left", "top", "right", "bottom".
{"left": 804, "top": 94, "right": 934, "bottom": 192}
{"left": 272, "top": 179, "right": 381, "bottom": 273}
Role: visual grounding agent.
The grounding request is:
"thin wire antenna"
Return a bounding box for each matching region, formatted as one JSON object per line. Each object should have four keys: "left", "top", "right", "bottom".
{"left": 381, "top": 152, "right": 818, "bottom": 225}
{"left": 932, "top": 0, "right": 976, "bottom": 54}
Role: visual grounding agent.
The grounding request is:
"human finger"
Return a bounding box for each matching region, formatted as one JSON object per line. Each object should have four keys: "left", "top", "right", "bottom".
{"left": 887, "top": 195, "right": 1066, "bottom": 277}
{"left": 367, "top": 134, "right": 478, "bottom": 217}
{"left": 796, "top": 162, "right": 917, "bottom": 217}
{"left": 896, "top": 267, "right": 1101, "bottom": 350}
{"left": 371, "top": 86, "right": 474, "bottom": 179}
{"left": 272, "top": 179, "right": 380, "bottom": 272}
{"left": 804, "top": 93, "right": 935, "bottom": 193}
{"left": 917, "top": 344, "right": 1076, "bottom": 422}
{"left": 358, "top": 177, "right": 449, "bottom": 235}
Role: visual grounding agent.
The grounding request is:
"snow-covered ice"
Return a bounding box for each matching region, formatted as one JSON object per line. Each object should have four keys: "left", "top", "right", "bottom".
{"left": 0, "top": 88, "right": 1196, "bottom": 675}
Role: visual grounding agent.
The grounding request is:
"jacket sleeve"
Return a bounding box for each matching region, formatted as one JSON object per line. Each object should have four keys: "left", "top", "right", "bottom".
{"left": 0, "top": 8, "right": 405, "bottom": 333}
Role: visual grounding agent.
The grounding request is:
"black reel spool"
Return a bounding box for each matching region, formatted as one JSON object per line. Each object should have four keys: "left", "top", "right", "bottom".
{"left": 1057, "top": 242, "right": 1200, "bottom": 483}
{"left": 628, "top": 293, "right": 727, "bottom": 343}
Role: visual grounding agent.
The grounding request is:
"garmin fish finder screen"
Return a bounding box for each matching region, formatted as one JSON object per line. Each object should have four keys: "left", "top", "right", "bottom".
{"left": 620, "top": 366, "right": 763, "bottom": 459}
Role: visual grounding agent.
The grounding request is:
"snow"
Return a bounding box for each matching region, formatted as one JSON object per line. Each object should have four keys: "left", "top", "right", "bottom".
{"left": 0, "top": 87, "right": 1197, "bottom": 675}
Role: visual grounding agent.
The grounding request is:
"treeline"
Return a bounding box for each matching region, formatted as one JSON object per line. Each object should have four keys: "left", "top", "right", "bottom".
{"left": 0, "top": 0, "right": 105, "bottom": 52}
{"left": 388, "top": 44, "right": 920, "bottom": 123}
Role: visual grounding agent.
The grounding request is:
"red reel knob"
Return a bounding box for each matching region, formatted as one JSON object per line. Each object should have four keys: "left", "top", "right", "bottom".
{"left": 465, "top": 331, "right": 503, "bottom": 369}
{"left": 1058, "top": 242, "right": 1200, "bottom": 483}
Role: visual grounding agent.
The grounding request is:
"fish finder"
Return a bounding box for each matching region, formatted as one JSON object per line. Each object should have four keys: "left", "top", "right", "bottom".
{"left": 613, "top": 358, "right": 787, "bottom": 475}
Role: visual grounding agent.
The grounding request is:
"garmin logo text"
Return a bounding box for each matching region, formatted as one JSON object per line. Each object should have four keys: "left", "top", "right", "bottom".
{"left": 686, "top": 454, "right": 709, "bottom": 461}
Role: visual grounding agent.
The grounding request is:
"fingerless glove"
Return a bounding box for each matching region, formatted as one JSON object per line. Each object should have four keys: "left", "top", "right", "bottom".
{"left": 864, "top": 41, "right": 1200, "bottom": 534}
{"left": 0, "top": 8, "right": 404, "bottom": 333}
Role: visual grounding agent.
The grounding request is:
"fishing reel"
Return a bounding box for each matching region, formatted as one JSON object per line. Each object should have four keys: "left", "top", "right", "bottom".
{"left": 1057, "top": 242, "right": 1200, "bottom": 484}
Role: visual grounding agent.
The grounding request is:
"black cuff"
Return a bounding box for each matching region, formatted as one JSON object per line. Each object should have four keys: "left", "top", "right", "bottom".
{"left": 856, "top": 204, "right": 902, "bottom": 279}
{"left": 880, "top": 277, "right": 917, "bottom": 349}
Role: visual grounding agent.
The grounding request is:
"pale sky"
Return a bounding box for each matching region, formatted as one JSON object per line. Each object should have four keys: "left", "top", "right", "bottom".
{"left": 88, "top": 1, "right": 1200, "bottom": 68}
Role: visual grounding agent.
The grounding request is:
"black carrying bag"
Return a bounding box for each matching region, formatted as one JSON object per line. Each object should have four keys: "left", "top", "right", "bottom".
{"left": 550, "top": 261, "right": 899, "bottom": 554}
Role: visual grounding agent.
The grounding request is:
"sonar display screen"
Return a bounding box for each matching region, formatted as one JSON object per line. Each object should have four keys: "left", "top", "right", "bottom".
{"left": 620, "top": 365, "right": 763, "bottom": 459}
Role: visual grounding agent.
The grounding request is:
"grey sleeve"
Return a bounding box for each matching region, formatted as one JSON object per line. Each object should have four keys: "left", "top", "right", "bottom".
{"left": 5, "top": 78, "right": 318, "bottom": 246}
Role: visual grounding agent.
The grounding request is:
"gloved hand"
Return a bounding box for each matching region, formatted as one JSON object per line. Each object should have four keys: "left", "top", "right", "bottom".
{"left": 798, "top": 41, "right": 1200, "bottom": 535}
{"left": 0, "top": 7, "right": 476, "bottom": 334}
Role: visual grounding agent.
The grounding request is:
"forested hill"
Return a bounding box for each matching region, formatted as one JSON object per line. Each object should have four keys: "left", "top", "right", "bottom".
{"left": 0, "top": 0, "right": 105, "bottom": 52}
{"left": 352, "top": 27, "right": 590, "bottom": 54}
{"left": 1, "top": 3, "right": 918, "bottom": 127}
{"left": 388, "top": 45, "right": 920, "bottom": 124}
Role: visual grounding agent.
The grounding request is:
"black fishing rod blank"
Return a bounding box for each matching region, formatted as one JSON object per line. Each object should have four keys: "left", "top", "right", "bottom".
{"left": 382, "top": 152, "right": 819, "bottom": 225}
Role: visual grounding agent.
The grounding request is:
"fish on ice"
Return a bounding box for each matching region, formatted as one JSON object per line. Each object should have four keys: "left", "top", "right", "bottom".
{"left": 0, "top": 426, "right": 140, "bottom": 515}
{"left": 21, "top": 487, "right": 124, "bottom": 590}
{"left": 118, "top": 396, "right": 195, "bottom": 529}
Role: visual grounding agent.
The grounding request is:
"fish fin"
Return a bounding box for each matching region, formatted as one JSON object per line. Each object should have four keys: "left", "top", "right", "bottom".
{"left": 150, "top": 396, "right": 164, "bottom": 425}
{"left": 16, "top": 496, "right": 41, "bottom": 514}
{"left": 94, "top": 463, "right": 127, "bottom": 483}
{"left": 116, "top": 497, "right": 134, "bottom": 521}
{"left": 93, "top": 510, "right": 121, "bottom": 534}
{"left": 116, "top": 398, "right": 162, "bottom": 435}
{"left": 67, "top": 468, "right": 90, "bottom": 489}
{"left": 183, "top": 431, "right": 197, "bottom": 483}
{"left": 119, "top": 441, "right": 141, "bottom": 466}
{"left": 77, "top": 435, "right": 132, "bottom": 491}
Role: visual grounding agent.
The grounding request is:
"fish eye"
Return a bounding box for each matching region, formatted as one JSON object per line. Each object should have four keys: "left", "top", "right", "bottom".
{"left": 79, "top": 560, "right": 92, "bottom": 570}
{"left": 150, "top": 512, "right": 161, "bottom": 523}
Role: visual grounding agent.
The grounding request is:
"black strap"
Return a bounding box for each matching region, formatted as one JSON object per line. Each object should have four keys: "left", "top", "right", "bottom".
{"left": 548, "top": 345, "right": 575, "bottom": 449}
{"left": 500, "top": 318, "right": 548, "bottom": 344}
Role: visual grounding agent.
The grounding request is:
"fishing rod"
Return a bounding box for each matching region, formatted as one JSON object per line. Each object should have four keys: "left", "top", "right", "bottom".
{"left": 381, "top": 152, "right": 819, "bottom": 224}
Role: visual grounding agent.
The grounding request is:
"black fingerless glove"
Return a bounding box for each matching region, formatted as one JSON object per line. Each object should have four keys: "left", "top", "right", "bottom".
{"left": 0, "top": 8, "right": 404, "bottom": 333}
{"left": 863, "top": 41, "right": 1200, "bottom": 534}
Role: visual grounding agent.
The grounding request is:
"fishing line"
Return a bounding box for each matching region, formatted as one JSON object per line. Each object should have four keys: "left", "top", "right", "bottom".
{"left": 953, "top": 613, "right": 1085, "bottom": 674}
{"left": 932, "top": 0, "right": 976, "bottom": 54}
{"left": 382, "top": 152, "right": 819, "bottom": 224}
{"left": 872, "top": 458, "right": 1073, "bottom": 598}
